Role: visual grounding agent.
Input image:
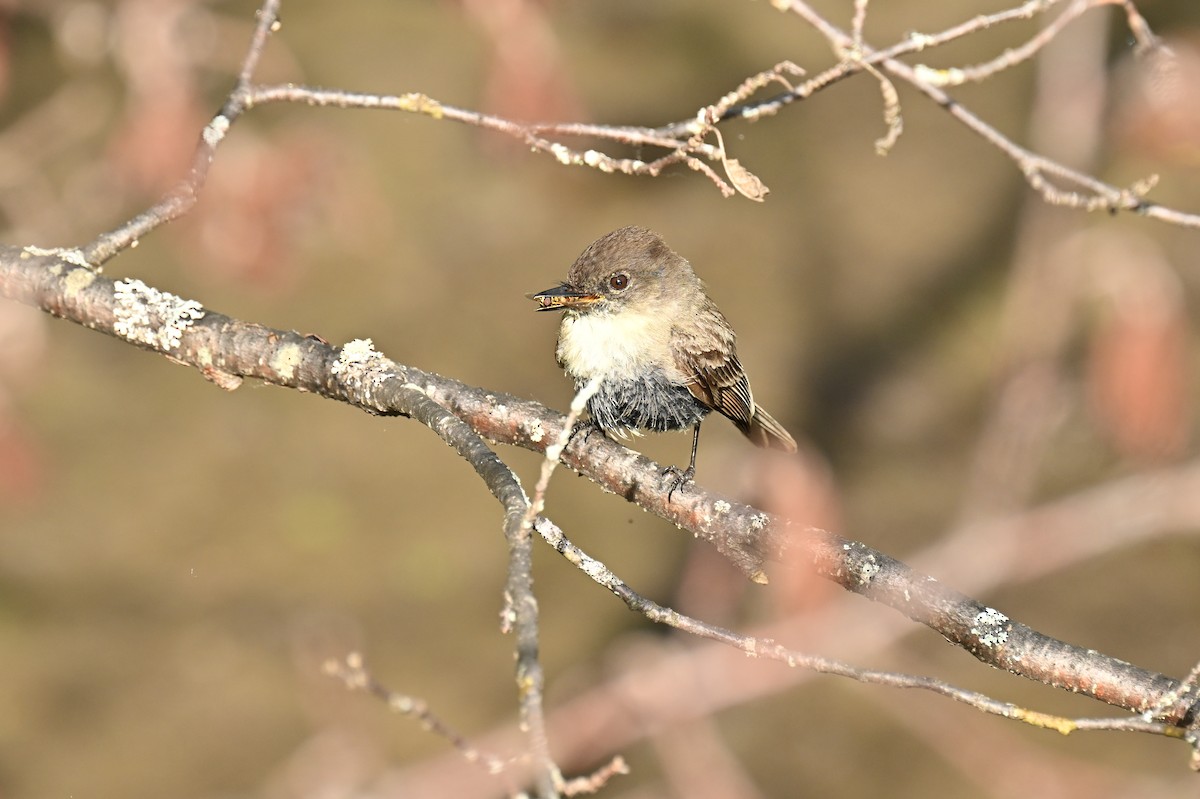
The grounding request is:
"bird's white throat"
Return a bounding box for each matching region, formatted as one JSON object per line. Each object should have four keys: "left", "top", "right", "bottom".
{"left": 557, "top": 310, "right": 673, "bottom": 383}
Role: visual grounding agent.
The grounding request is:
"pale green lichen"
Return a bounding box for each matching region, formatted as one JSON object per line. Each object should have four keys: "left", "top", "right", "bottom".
{"left": 269, "top": 342, "right": 303, "bottom": 381}
{"left": 112, "top": 278, "right": 205, "bottom": 350}
{"left": 64, "top": 268, "right": 96, "bottom": 297}
{"left": 24, "top": 245, "right": 93, "bottom": 270}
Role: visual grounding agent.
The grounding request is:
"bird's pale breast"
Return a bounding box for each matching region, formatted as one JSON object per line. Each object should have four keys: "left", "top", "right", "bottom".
{"left": 556, "top": 310, "right": 677, "bottom": 383}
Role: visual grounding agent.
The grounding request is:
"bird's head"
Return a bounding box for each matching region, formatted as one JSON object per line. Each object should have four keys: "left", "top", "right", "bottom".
{"left": 529, "top": 226, "right": 694, "bottom": 316}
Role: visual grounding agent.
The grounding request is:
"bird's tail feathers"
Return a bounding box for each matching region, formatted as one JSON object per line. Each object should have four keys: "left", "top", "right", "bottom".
{"left": 742, "top": 405, "right": 798, "bottom": 453}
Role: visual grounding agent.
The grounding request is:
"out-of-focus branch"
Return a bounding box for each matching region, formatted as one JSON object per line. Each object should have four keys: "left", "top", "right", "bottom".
{"left": 102, "top": 0, "right": 1192, "bottom": 232}
{"left": 44, "top": 0, "right": 1199, "bottom": 284}
{"left": 956, "top": 1, "right": 1111, "bottom": 522}
{"left": 324, "top": 653, "right": 517, "bottom": 789}
{"left": 357, "top": 350, "right": 560, "bottom": 799}
{"left": 79, "top": 0, "right": 282, "bottom": 266}
{"left": 770, "top": 0, "right": 1197, "bottom": 225}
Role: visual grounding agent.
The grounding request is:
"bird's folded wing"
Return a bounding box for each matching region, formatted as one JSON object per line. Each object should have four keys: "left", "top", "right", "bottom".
{"left": 671, "top": 306, "right": 755, "bottom": 430}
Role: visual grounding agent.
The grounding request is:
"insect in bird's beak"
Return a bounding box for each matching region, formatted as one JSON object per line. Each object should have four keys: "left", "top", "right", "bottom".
{"left": 528, "top": 284, "right": 602, "bottom": 311}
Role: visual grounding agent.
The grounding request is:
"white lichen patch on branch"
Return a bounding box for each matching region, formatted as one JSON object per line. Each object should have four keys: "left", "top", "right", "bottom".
{"left": 583, "top": 150, "right": 607, "bottom": 170}
{"left": 112, "top": 278, "right": 205, "bottom": 350}
{"left": 268, "top": 342, "right": 303, "bottom": 381}
{"left": 203, "top": 114, "right": 230, "bottom": 147}
{"left": 906, "top": 31, "right": 936, "bottom": 51}
{"left": 22, "top": 245, "right": 95, "bottom": 271}
{"left": 330, "top": 338, "right": 392, "bottom": 405}
{"left": 549, "top": 143, "right": 573, "bottom": 165}
{"left": 971, "top": 607, "right": 1010, "bottom": 649}
{"left": 913, "top": 64, "right": 966, "bottom": 87}
{"left": 64, "top": 268, "right": 97, "bottom": 297}
{"left": 856, "top": 552, "right": 881, "bottom": 586}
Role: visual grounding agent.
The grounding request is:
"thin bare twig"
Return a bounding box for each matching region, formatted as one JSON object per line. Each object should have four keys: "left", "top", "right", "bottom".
{"left": 521, "top": 378, "right": 600, "bottom": 538}
{"left": 911, "top": 0, "right": 1108, "bottom": 87}
{"left": 69, "top": 0, "right": 1196, "bottom": 285}
{"left": 505, "top": 377, "right": 598, "bottom": 798}
{"left": 325, "top": 652, "right": 517, "bottom": 786}
{"left": 329, "top": 339, "right": 561, "bottom": 798}
{"left": 770, "top": 0, "right": 1199, "bottom": 225}
{"left": 82, "top": 0, "right": 283, "bottom": 265}
{"left": 558, "top": 756, "right": 630, "bottom": 797}
{"left": 58, "top": 0, "right": 1197, "bottom": 299}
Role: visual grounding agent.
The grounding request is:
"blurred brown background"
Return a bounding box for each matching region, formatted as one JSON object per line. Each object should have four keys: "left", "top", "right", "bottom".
{"left": 2, "top": 0, "right": 1200, "bottom": 796}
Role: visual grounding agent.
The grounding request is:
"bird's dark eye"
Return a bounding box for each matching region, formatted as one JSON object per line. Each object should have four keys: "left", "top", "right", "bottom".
{"left": 609, "top": 273, "right": 629, "bottom": 291}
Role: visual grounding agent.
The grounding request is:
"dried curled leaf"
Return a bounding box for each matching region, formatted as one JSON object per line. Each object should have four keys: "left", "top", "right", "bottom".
{"left": 201, "top": 365, "right": 245, "bottom": 391}
{"left": 723, "top": 157, "right": 769, "bottom": 202}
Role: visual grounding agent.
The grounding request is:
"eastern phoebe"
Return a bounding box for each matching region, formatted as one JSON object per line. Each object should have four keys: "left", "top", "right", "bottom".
{"left": 531, "top": 226, "right": 797, "bottom": 491}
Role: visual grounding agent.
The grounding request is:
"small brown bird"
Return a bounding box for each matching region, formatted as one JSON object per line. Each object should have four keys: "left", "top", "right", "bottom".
{"left": 531, "top": 226, "right": 796, "bottom": 491}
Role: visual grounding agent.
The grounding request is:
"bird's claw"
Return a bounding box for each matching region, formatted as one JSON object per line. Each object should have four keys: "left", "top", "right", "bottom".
{"left": 663, "top": 464, "right": 695, "bottom": 502}
{"left": 567, "top": 419, "right": 605, "bottom": 447}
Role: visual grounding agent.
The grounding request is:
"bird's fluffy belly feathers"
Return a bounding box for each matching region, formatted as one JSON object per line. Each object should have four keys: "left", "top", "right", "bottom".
{"left": 556, "top": 311, "right": 707, "bottom": 435}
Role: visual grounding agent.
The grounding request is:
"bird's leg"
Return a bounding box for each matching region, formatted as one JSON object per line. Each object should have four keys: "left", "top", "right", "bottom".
{"left": 664, "top": 422, "right": 701, "bottom": 501}
{"left": 568, "top": 417, "right": 602, "bottom": 442}
{"left": 685, "top": 421, "right": 700, "bottom": 478}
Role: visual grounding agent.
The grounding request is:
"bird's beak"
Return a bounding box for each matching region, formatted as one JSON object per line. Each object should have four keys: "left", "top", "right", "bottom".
{"left": 528, "top": 283, "right": 601, "bottom": 312}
